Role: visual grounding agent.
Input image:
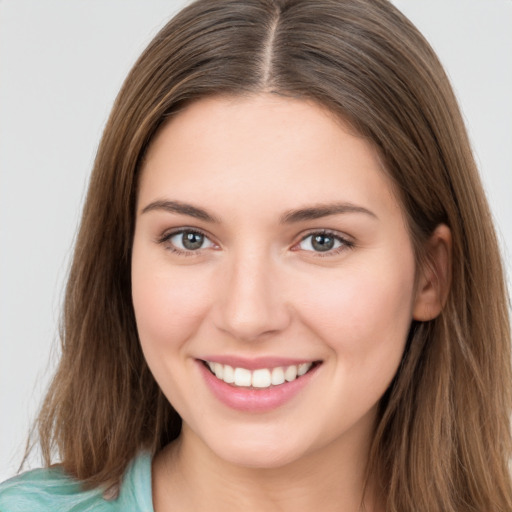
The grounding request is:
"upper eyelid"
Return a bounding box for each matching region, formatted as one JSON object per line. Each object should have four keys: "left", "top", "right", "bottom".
{"left": 297, "top": 229, "right": 352, "bottom": 243}
{"left": 293, "top": 230, "right": 355, "bottom": 255}
{"left": 158, "top": 228, "right": 216, "bottom": 256}
{"left": 159, "top": 226, "right": 214, "bottom": 243}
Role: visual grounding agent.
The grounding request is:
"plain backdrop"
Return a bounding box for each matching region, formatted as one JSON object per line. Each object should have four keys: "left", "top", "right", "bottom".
{"left": 1, "top": 0, "right": 511, "bottom": 481}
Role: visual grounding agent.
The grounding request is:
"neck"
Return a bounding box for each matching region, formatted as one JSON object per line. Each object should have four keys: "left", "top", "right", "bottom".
{"left": 152, "top": 422, "right": 382, "bottom": 512}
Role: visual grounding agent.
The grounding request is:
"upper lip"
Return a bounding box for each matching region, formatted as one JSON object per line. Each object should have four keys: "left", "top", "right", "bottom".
{"left": 199, "top": 355, "right": 321, "bottom": 370}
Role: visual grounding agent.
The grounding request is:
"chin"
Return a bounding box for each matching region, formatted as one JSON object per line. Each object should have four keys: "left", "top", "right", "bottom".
{"left": 217, "top": 445, "right": 301, "bottom": 470}
{"left": 200, "top": 426, "right": 315, "bottom": 470}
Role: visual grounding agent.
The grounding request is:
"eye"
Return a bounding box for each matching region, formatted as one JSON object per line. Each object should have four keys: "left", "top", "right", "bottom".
{"left": 296, "top": 231, "right": 353, "bottom": 254}
{"left": 162, "top": 229, "right": 216, "bottom": 253}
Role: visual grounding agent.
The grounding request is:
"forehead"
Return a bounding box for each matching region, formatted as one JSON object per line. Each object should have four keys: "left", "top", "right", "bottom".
{"left": 138, "top": 94, "right": 402, "bottom": 222}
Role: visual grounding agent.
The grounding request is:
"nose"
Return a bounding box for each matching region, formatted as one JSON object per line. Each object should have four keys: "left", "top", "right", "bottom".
{"left": 213, "top": 249, "right": 291, "bottom": 342}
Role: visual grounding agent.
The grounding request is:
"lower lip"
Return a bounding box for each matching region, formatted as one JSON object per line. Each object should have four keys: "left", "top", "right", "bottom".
{"left": 197, "top": 361, "right": 320, "bottom": 413}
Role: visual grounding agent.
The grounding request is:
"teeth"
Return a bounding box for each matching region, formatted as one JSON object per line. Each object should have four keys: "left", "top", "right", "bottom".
{"left": 223, "top": 364, "right": 235, "bottom": 383}
{"left": 252, "top": 369, "right": 271, "bottom": 388}
{"left": 271, "top": 367, "right": 285, "bottom": 385}
{"left": 234, "top": 367, "right": 252, "bottom": 387}
{"left": 206, "top": 361, "right": 314, "bottom": 388}
{"left": 213, "top": 362, "right": 223, "bottom": 379}
{"left": 284, "top": 365, "right": 298, "bottom": 382}
{"left": 298, "top": 363, "right": 309, "bottom": 376}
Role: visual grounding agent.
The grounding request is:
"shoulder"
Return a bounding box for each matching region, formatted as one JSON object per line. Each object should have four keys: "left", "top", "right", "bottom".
{"left": 0, "top": 451, "right": 154, "bottom": 512}
{"left": 0, "top": 465, "right": 111, "bottom": 512}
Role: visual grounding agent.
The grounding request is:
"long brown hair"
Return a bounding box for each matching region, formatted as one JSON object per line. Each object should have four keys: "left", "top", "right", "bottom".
{"left": 29, "top": 0, "right": 511, "bottom": 509}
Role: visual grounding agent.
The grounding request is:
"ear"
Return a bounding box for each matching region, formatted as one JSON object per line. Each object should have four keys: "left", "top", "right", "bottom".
{"left": 413, "top": 224, "right": 452, "bottom": 321}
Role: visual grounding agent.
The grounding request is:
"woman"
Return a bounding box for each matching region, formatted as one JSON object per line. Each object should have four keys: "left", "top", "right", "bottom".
{"left": 1, "top": 0, "right": 511, "bottom": 510}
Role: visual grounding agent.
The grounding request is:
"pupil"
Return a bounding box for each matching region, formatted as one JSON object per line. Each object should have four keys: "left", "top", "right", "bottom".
{"left": 182, "top": 232, "right": 204, "bottom": 250}
{"left": 312, "top": 234, "right": 334, "bottom": 252}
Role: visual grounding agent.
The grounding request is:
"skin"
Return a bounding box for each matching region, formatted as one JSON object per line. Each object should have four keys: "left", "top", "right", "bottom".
{"left": 131, "top": 94, "right": 451, "bottom": 512}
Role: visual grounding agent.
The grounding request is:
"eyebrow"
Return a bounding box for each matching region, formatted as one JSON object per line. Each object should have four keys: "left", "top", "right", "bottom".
{"left": 140, "top": 199, "right": 377, "bottom": 224}
{"left": 280, "top": 202, "right": 377, "bottom": 223}
{"left": 141, "top": 200, "right": 220, "bottom": 223}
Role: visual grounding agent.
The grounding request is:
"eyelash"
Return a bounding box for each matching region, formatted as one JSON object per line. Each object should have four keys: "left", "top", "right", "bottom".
{"left": 295, "top": 229, "right": 355, "bottom": 257}
{"left": 157, "top": 228, "right": 215, "bottom": 257}
{"left": 157, "top": 228, "right": 354, "bottom": 257}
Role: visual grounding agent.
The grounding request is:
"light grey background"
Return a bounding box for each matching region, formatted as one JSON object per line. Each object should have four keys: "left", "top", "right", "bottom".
{"left": 1, "top": 0, "right": 511, "bottom": 481}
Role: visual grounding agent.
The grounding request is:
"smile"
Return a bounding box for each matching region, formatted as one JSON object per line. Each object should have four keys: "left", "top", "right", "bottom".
{"left": 204, "top": 360, "right": 317, "bottom": 389}
{"left": 198, "top": 358, "right": 322, "bottom": 412}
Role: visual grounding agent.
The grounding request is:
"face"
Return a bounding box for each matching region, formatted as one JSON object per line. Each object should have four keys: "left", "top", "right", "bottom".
{"left": 132, "top": 94, "right": 419, "bottom": 469}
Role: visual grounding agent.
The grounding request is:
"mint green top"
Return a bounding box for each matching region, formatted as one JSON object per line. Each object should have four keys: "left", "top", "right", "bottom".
{"left": 0, "top": 452, "right": 154, "bottom": 512}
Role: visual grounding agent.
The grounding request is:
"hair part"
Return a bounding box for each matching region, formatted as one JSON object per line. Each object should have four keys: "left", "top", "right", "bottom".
{"left": 25, "top": 1, "right": 512, "bottom": 510}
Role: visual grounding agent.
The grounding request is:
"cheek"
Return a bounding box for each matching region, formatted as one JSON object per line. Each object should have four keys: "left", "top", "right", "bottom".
{"left": 131, "top": 251, "right": 216, "bottom": 411}
{"left": 294, "top": 254, "right": 416, "bottom": 363}
{"left": 131, "top": 250, "right": 213, "bottom": 355}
